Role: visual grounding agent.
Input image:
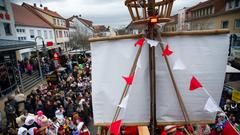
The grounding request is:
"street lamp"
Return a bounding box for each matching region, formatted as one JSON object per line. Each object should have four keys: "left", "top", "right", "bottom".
{"left": 35, "top": 36, "right": 44, "bottom": 80}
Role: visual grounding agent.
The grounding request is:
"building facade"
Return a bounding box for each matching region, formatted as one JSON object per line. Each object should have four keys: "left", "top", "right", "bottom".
{"left": 164, "top": 14, "right": 178, "bottom": 32}
{"left": 0, "top": 0, "right": 17, "bottom": 40}
{"left": 23, "top": 3, "right": 69, "bottom": 52}
{"left": 12, "top": 3, "right": 55, "bottom": 60}
{"left": 0, "top": 0, "right": 35, "bottom": 97}
{"left": 68, "top": 15, "right": 94, "bottom": 37}
{"left": 177, "top": 7, "right": 189, "bottom": 31}
{"left": 185, "top": 0, "right": 240, "bottom": 60}
{"left": 185, "top": 0, "right": 240, "bottom": 33}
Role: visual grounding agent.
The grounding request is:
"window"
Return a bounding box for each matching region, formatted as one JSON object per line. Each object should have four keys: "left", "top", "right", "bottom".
{"left": 0, "top": 0, "right": 5, "bottom": 11}
{"left": 212, "top": 7, "right": 215, "bottom": 14}
{"left": 22, "top": 29, "right": 25, "bottom": 33}
{"left": 208, "top": 21, "right": 215, "bottom": 29}
{"left": 49, "top": 31, "right": 53, "bottom": 39}
{"left": 236, "top": 0, "right": 239, "bottom": 7}
{"left": 235, "top": 19, "right": 240, "bottom": 28}
{"left": 44, "top": 30, "right": 48, "bottom": 39}
{"left": 66, "top": 31, "right": 68, "bottom": 37}
{"left": 18, "top": 37, "right": 26, "bottom": 41}
{"left": 30, "top": 29, "right": 35, "bottom": 38}
{"left": 221, "top": 21, "right": 229, "bottom": 28}
{"left": 59, "top": 31, "right": 63, "bottom": 38}
{"left": 57, "top": 19, "right": 60, "bottom": 26}
{"left": 3, "top": 23, "right": 11, "bottom": 35}
{"left": 229, "top": 1, "right": 232, "bottom": 9}
{"left": 53, "top": 18, "right": 56, "bottom": 25}
{"left": 17, "top": 29, "right": 20, "bottom": 33}
{"left": 37, "top": 30, "right": 42, "bottom": 37}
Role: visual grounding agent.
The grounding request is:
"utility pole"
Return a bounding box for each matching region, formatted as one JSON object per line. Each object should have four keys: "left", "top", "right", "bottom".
{"left": 148, "top": 0, "right": 157, "bottom": 135}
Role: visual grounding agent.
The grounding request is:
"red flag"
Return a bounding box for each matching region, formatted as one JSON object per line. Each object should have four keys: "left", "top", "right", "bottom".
{"left": 223, "top": 121, "right": 239, "bottom": 135}
{"left": 110, "top": 120, "right": 122, "bottom": 135}
{"left": 162, "top": 44, "right": 173, "bottom": 56}
{"left": 134, "top": 38, "right": 145, "bottom": 47}
{"left": 122, "top": 74, "right": 135, "bottom": 85}
{"left": 161, "top": 131, "right": 167, "bottom": 135}
{"left": 189, "top": 76, "right": 202, "bottom": 91}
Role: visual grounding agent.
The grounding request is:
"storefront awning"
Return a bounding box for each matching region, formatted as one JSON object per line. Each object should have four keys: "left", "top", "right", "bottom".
{"left": 0, "top": 39, "right": 36, "bottom": 52}
{"left": 226, "top": 65, "right": 240, "bottom": 73}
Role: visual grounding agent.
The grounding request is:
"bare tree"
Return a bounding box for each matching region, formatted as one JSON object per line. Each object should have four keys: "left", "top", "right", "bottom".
{"left": 69, "top": 30, "right": 90, "bottom": 51}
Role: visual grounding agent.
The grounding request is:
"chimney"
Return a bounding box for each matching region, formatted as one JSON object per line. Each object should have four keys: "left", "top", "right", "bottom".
{"left": 33, "top": 3, "right": 36, "bottom": 7}
{"left": 44, "top": 7, "right": 48, "bottom": 11}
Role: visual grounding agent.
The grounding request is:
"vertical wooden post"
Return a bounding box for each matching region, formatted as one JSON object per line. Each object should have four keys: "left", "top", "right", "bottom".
{"left": 147, "top": 0, "right": 157, "bottom": 135}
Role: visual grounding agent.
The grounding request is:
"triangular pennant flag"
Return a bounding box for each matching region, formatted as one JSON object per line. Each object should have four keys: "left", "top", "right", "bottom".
{"left": 118, "top": 95, "right": 129, "bottom": 109}
{"left": 223, "top": 121, "right": 239, "bottom": 135}
{"left": 134, "top": 38, "right": 145, "bottom": 47}
{"left": 146, "top": 39, "right": 159, "bottom": 47}
{"left": 110, "top": 120, "right": 122, "bottom": 135}
{"left": 189, "top": 76, "right": 202, "bottom": 91}
{"left": 162, "top": 44, "right": 173, "bottom": 56}
{"left": 173, "top": 59, "right": 186, "bottom": 70}
{"left": 204, "top": 97, "right": 221, "bottom": 113}
{"left": 122, "top": 74, "right": 135, "bottom": 85}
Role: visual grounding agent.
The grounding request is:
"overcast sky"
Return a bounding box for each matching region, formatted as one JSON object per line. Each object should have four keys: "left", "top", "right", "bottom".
{"left": 11, "top": 0, "right": 206, "bottom": 27}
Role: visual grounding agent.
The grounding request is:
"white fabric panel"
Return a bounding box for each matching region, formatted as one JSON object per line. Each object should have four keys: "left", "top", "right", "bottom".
{"left": 91, "top": 34, "right": 229, "bottom": 124}
{"left": 91, "top": 39, "right": 150, "bottom": 124}
{"left": 156, "top": 35, "right": 229, "bottom": 122}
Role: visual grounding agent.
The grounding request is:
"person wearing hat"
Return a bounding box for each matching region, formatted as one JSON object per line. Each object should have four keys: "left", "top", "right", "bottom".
{"left": 80, "top": 125, "right": 90, "bottom": 135}
{"left": 34, "top": 110, "right": 48, "bottom": 127}
{"left": 22, "top": 115, "right": 40, "bottom": 135}
{"left": 16, "top": 110, "right": 34, "bottom": 127}
{"left": 18, "top": 127, "right": 27, "bottom": 135}
{"left": 72, "top": 125, "right": 80, "bottom": 135}
{"left": 175, "top": 125, "right": 186, "bottom": 135}
{"left": 161, "top": 125, "right": 177, "bottom": 135}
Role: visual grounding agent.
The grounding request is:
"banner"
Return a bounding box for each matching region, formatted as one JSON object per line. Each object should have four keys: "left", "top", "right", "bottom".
{"left": 91, "top": 34, "right": 229, "bottom": 125}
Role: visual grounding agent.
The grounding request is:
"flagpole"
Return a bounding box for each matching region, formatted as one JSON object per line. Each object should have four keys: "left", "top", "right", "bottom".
{"left": 156, "top": 33, "right": 193, "bottom": 128}
{"left": 147, "top": 0, "right": 157, "bottom": 135}
{"left": 107, "top": 43, "right": 143, "bottom": 135}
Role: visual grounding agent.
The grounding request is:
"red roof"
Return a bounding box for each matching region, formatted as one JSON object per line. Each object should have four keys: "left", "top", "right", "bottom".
{"left": 68, "top": 15, "right": 94, "bottom": 30}
{"left": 79, "top": 18, "right": 93, "bottom": 27}
{"left": 12, "top": 3, "right": 52, "bottom": 28}
{"left": 187, "top": 0, "right": 217, "bottom": 11}
{"left": 93, "top": 25, "right": 109, "bottom": 32}
{"left": 23, "top": 2, "right": 64, "bottom": 19}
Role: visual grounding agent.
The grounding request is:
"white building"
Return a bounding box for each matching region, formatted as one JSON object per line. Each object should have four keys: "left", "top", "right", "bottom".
{"left": 68, "top": 15, "right": 94, "bottom": 37}
{"left": 12, "top": 3, "right": 55, "bottom": 60}
{"left": 177, "top": 7, "right": 190, "bottom": 31}
{"left": 0, "top": 0, "right": 17, "bottom": 40}
{"left": 66, "top": 19, "right": 76, "bottom": 39}
{"left": 23, "top": 3, "right": 69, "bottom": 52}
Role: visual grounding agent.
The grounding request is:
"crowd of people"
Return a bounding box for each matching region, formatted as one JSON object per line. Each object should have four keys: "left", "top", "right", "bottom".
{"left": 4, "top": 53, "right": 92, "bottom": 135}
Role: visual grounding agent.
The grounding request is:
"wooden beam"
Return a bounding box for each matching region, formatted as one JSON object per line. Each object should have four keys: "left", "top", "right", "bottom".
{"left": 138, "top": 126, "right": 150, "bottom": 135}
{"left": 89, "top": 29, "right": 230, "bottom": 42}
{"left": 94, "top": 120, "right": 215, "bottom": 126}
